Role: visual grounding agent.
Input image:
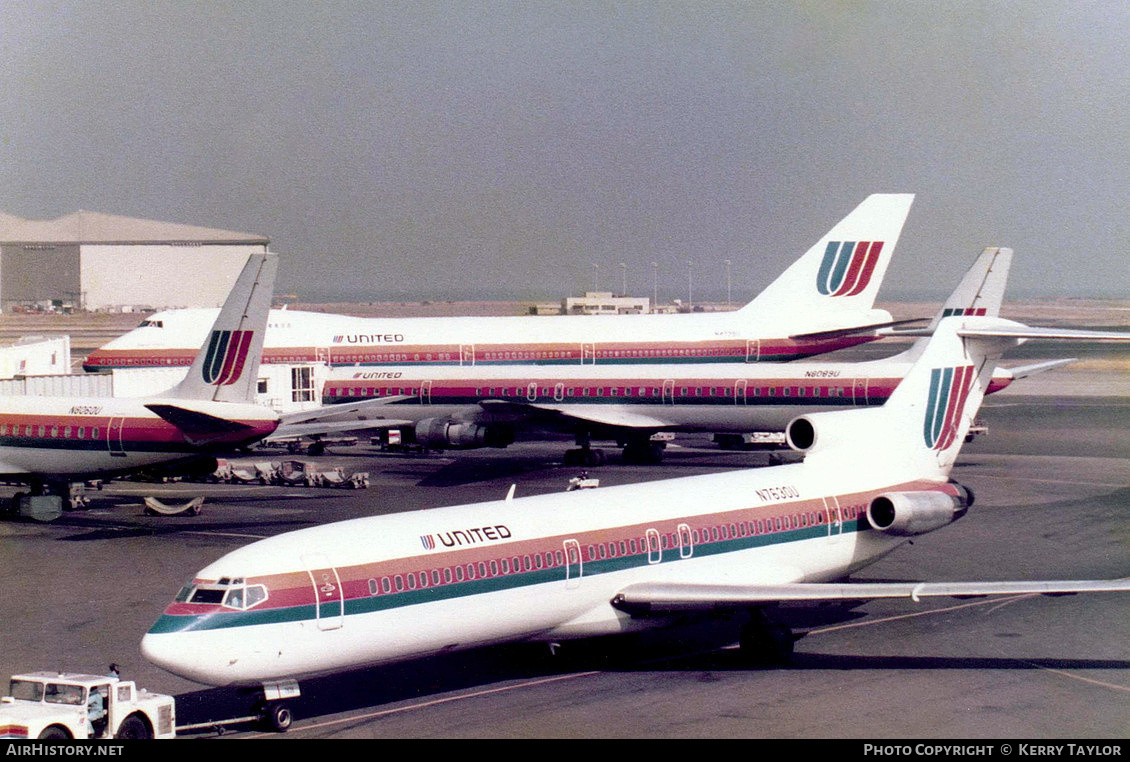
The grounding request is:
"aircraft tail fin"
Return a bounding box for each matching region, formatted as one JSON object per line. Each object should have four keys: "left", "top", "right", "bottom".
{"left": 168, "top": 253, "right": 278, "bottom": 403}
{"left": 790, "top": 315, "right": 1130, "bottom": 479}
{"left": 739, "top": 194, "right": 914, "bottom": 322}
{"left": 900, "top": 247, "right": 1013, "bottom": 361}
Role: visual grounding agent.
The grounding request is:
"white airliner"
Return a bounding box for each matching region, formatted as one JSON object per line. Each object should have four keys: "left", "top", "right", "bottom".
{"left": 141, "top": 313, "right": 1130, "bottom": 730}
{"left": 84, "top": 194, "right": 916, "bottom": 374}
{"left": 0, "top": 254, "right": 280, "bottom": 516}
{"left": 271, "top": 248, "right": 1074, "bottom": 463}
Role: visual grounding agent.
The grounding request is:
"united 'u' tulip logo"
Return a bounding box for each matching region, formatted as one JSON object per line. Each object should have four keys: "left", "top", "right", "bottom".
{"left": 924, "top": 366, "right": 975, "bottom": 450}
{"left": 201, "top": 330, "right": 253, "bottom": 386}
{"left": 816, "top": 241, "right": 885, "bottom": 296}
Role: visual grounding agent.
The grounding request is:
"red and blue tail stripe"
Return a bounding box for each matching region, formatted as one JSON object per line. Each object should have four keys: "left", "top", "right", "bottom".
{"left": 202, "top": 330, "right": 254, "bottom": 386}
{"left": 816, "top": 241, "right": 885, "bottom": 297}
{"left": 924, "top": 366, "right": 976, "bottom": 451}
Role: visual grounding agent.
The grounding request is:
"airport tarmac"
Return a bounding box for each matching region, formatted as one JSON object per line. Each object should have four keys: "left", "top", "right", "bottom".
{"left": 1, "top": 381, "right": 1128, "bottom": 739}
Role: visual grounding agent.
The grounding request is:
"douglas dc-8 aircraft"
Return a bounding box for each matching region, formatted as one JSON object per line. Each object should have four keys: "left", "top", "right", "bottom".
{"left": 85, "top": 195, "right": 916, "bottom": 373}
{"left": 274, "top": 248, "right": 1075, "bottom": 463}
{"left": 142, "top": 314, "right": 1130, "bottom": 731}
{"left": 0, "top": 254, "right": 279, "bottom": 518}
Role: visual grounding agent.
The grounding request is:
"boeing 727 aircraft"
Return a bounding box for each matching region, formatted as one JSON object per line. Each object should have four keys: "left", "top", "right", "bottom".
{"left": 0, "top": 254, "right": 280, "bottom": 519}
{"left": 141, "top": 314, "right": 1130, "bottom": 731}
{"left": 85, "top": 195, "right": 915, "bottom": 375}
{"left": 272, "top": 248, "right": 1075, "bottom": 463}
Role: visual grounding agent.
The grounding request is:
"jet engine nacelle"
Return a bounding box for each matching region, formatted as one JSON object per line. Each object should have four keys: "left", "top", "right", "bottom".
{"left": 785, "top": 410, "right": 864, "bottom": 452}
{"left": 414, "top": 418, "right": 515, "bottom": 449}
{"left": 865, "top": 487, "right": 973, "bottom": 536}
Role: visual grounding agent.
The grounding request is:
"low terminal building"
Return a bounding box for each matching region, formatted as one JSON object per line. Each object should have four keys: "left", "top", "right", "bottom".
{"left": 562, "top": 292, "right": 651, "bottom": 315}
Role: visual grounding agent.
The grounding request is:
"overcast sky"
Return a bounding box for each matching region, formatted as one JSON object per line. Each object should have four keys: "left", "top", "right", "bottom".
{"left": 2, "top": 1, "right": 1129, "bottom": 302}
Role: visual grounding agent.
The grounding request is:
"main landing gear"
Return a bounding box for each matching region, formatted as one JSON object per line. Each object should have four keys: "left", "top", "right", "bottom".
{"left": 563, "top": 432, "right": 606, "bottom": 466}
{"left": 620, "top": 438, "right": 664, "bottom": 465}
{"left": 738, "top": 609, "right": 796, "bottom": 666}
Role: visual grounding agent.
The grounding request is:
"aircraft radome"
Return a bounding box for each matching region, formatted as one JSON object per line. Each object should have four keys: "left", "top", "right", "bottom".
{"left": 141, "top": 313, "right": 1130, "bottom": 731}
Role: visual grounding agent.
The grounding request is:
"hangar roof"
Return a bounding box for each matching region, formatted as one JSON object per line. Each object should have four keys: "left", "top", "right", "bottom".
{"left": 0, "top": 210, "right": 269, "bottom": 245}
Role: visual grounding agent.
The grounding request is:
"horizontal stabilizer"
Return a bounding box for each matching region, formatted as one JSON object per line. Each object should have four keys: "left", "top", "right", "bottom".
{"left": 610, "top": 579, "right": 1130, "bottom": 615}
{"left": 145, "top": 403, "right": 255, "bottom": 440}
{"left": 959, "top": 325, "right": 1130, "bottom": 341}
{"left": 1004, "top": 358, "right": 1077, "bottom": 379}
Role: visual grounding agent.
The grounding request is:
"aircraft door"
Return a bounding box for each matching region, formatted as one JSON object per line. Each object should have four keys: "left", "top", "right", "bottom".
{"left": 526, "top": 382, "right": 538, "bottom": 401}
{"left": 107, "top": 417, "right": 126, "bottom": 457}
{"left": 420, "top": 380, "right": 432, "bottom": 405}
{"left": 824, "top": 497, "right": 843, "bottom": 543}
{"left": 745, "top": 340, "right": 760, "bottom": 362}
{"left": 302, "top": 553, "right": 344, "bottom": 630}
{"left": 581, "top": 343, "right": 595, "bottom": 364}
{"left": 316, "top": 347, "right": 330, "bottom": 365}
{"left": 646, "top": 528, "right": 662, "bottom": 564}
{"left": 677, "top": 523, "right": 693, "bottom": 559}
{"left": 852, "top": 379, "right": 869, "bottom": 406}
{"left": 734, "top": 379, "right": 747, "bottom": 405}
{"left": 554, "top": 383, "right": 565, "bottom": 402}
{"left": 564, "top": 539, "right": 582, "bottom": 589}
{"left": 460, "top": 345, "right": 475, "bottom": 366}
{"left": 662, "top": 380, "right": 676, "bottom": 405}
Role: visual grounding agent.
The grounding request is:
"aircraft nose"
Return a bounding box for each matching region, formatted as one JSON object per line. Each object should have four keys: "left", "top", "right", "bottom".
{"left": 140, "top": 632, "right": 178, "bottom": 673}
{"left": 141, "top": 632, "right": 210, "bottom": 683}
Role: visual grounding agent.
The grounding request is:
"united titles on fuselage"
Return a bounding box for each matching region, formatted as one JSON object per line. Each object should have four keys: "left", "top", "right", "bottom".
{"left": 333, "top": 333, "right": 406, "bottom": 344}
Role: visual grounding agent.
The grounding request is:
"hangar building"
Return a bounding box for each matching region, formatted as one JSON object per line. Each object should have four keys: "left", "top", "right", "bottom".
{"left": 0, "top": 211, "right": 269, "bottom": 311}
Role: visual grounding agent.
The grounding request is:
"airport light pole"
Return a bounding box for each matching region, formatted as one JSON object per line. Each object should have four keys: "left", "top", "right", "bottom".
{"left": 687, "top": 260, "right": 694, "bottom": 309}
{"left": 619, "top": 263, "right": 626, "bottom": 296}
{"left": 651, "top": 261, "right": 658, "bottom": 312}
{"left": 592, "top": 263, "right": 599, "bottom": 293}
{"left": 725, "top": 259, "right": 732, "bottom": 309}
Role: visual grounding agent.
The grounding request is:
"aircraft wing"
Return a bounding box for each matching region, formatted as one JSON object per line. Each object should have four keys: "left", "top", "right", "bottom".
{"left": 478, "top": 399, "right": 674, "bottom": 430}
{"left": 610, "top": 579, "right": 1130, "bottom": 615}
{"left": 789, "top": 317, "right": 928, "bottom": 341}
{"left": 272, "top": 397, "right": 416, "bottom": 440}
{"left": 279, "top": 396, "right": 412, "bottom": 425}
{"left": 269, "top": 418, "right": 416, "bottom": 440}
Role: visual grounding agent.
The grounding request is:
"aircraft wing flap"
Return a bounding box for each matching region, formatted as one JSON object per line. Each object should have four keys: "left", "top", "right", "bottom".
{"left": 610, "top": 579, "right": 1130, "bottom": 615}
{"left": 479, "top": 400, "right": 672, "bottom": 429}
{"left": 279, "top": 396, "right": 412, "bottom": 425}
{"left": 269, "top": 419, "right": 416, "bottom": 440}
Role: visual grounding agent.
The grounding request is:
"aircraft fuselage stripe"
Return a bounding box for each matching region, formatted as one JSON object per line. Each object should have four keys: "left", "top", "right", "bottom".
{"left": 150, "top": 479, "right": 952, "bottom": 634}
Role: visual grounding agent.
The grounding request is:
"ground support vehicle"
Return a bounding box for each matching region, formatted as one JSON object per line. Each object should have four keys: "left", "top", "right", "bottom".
{"left": 0, "top": 672, "right": 175, "bottom": 739}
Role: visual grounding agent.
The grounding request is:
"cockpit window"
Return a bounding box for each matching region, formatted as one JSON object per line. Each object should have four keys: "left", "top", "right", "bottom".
{"left": 188, "top": 588, "right": 225, "bottom": 604}
{"left": 182, "top": 580, "right": 268, "bottom": 610}
{"left": 138, "top": 320, "right": 164, "bottom": 328}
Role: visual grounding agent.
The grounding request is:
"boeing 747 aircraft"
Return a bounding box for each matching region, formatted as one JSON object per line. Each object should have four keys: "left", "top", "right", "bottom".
{"left": 85, "top": 195, "right": 916, "bottom": 375}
